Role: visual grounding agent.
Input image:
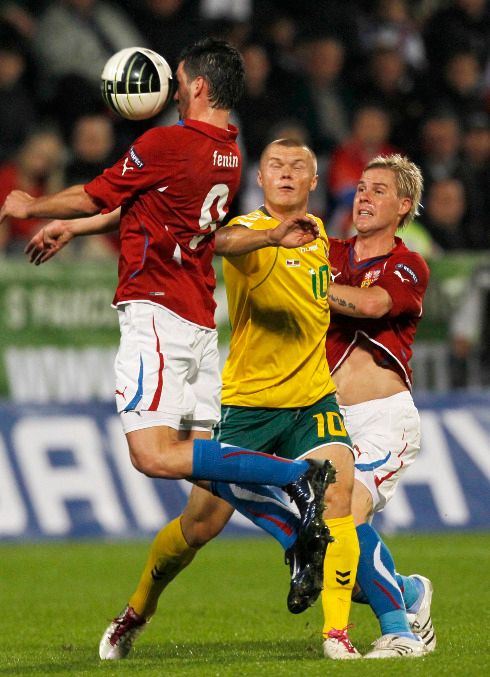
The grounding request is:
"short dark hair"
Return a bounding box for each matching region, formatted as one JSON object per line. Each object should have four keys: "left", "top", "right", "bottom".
{"left": 179, "top": 38, "right": 244, "bottom": 110}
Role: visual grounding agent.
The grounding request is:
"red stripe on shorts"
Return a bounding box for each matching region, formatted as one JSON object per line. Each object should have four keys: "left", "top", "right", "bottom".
{"left": 149, "top": 315, "right": 164, "bottom": 410}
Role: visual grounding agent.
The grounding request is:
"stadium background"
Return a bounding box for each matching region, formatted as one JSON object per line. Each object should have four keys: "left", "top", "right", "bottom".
{"left": 0, "top": 0, "right": 489, "bottom": 542}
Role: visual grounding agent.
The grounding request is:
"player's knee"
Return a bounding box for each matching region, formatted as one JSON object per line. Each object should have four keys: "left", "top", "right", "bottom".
{"left": 128, "top": 446, "right": 174, "bottom": 478}
{"left": 129, "top": 447, "right": 155, "bottom": 476}
{"left": 184, "top": 522, "right": 221, "bottom": 548}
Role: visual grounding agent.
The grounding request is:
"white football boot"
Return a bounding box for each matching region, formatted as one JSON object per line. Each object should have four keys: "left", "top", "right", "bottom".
{"left": 364, "top": 633, "right": 428, "bottom": 658}
{"left": 407, "top": 575, "right": 436, "bottom": 652}
{"left": 323, "top": 628, "right": 361, "bottom": 660}
{"left": 99, "top": 605, "right": 148, "bottom": 660}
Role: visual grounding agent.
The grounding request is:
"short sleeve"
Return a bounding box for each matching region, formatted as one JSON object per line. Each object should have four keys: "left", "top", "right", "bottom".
{"left": 85, "top": 128, "right": 174, "bottom": 212}
{"left": 376, "top": 252, "right": 430, "bottom": 317}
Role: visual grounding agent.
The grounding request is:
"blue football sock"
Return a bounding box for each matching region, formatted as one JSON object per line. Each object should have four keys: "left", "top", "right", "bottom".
{"left": 192, "top": 439, "right": 309, "bottom": 486}
{"left": 211, "top": 481, "right": 299, "bottom": 550}
{"left": 396, "top": 574, "right": 425, "bottom": 612}
{"left": 356, "top": 523, "right": 414, "bottom": 636}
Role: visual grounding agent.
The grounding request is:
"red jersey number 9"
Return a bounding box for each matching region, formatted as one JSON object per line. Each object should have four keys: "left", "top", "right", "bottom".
{"left": 189, "top": 183, "right": 230, "bottom": 250}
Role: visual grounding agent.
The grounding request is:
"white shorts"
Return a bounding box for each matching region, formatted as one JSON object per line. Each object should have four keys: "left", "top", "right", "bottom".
{"left": 339, "top": 391, "right": 420, "bottom": 513}
{"left": 115, "top": 302, "right": 221, "bottom": 433}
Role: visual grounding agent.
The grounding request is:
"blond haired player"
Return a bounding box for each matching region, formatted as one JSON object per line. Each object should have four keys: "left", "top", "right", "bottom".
{"left": 327, "top": 154, "right": 433, "bottom": 658}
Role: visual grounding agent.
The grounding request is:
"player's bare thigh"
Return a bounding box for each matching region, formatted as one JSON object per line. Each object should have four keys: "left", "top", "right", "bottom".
{"left": 125, "top": 424, "right": 196, "bottom": 477}
{"left": 126, "top": 424, "right": 216, "bottom": 480}
{"left": 305, "top": 443, "right": 354, "bottom": 518}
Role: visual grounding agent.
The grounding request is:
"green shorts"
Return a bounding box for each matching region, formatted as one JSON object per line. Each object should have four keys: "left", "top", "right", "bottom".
{"left": 213, "top": 393, "right": 353, "bottom": 460}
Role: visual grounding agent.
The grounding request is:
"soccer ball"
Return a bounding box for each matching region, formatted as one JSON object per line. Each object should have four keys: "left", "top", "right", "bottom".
{"left": 101, "top": 47, "right": 173, "bottom": 121}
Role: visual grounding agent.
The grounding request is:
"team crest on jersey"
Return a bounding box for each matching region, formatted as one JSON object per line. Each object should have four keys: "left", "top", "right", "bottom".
{"left": 361, "top": 269, "right": 381, "bottom": 287}
{"left": 286, "top": 259, "right": 300, "bottom": 267}
{"left": 129, "top": 146, "right": 144, "bottom": 168}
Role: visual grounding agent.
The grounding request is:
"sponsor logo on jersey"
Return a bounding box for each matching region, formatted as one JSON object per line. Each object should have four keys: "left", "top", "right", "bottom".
{"left": 361, "top": 269, "right": 381, "bottom": 287}
{"left": 331, "top": 270, "right": 341, "bottom": 282}
{"left": 212, "top": 150, "right": 239, "bottom": 167}
{"left": 129, "top": 146, "right": 144, "bottom": 168}
{"left": 394, "top": 270, "right": 410, "bottom": 283}
{"left": 122, "top": 157, "right": 134, "bottom": 176}
{"left": 286, "top": 259, "right": 300, "bottom": 267}
{"left": 395, "top": 263, "right": 418, "bottom": 284}
{"left": 299, "top": 244, "right": 319, "bottom": 252}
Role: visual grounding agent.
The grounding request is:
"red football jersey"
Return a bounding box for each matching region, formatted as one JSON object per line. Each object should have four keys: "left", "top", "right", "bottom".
{"left": 326, "top": 236, "right": 430, "bottom": 388}
{"left": 85, "top": 119, "right": 241, "bottom": 328}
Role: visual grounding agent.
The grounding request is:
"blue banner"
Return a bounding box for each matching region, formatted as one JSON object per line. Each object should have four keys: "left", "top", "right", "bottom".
{"left": 1, "top": 393, "right": 489, "bottom": 540}
{"left": 377, "top": 391, "right": 490, "bottom": 532}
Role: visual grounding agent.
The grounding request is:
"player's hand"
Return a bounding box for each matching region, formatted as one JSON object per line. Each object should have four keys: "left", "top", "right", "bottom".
{"left": 0, "top": 190, "right": 34, "bottom": 224}
{"left": 24, "top": 220, "right": 74, "bottom": 265}
{"left": 268, "top": 216, "right": 320, "bottom": 249}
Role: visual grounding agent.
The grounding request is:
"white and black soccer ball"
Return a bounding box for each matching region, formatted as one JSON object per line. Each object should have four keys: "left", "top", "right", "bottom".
{"left": 101, "top": 47, "right": 173, "bottom": 121}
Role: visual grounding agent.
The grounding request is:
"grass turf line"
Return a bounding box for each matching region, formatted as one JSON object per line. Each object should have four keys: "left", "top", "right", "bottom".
{"left": 0, "top": 533, "right": 488, "bottom": 675}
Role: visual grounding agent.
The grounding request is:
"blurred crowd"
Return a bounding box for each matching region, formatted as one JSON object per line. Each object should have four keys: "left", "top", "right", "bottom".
{"left": 0, "top": 0, "right": 489, "bottom": 255}
{"left": 0, "top": 0, "right": 489, "bottom": 386}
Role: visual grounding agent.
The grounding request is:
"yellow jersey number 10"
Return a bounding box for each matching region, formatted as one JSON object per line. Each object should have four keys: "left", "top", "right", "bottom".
{"left": 313, "top": 411, "right": 348, "bottom": 438}
{"left": 311, "top": 264, "right": 330, "bottom": 299}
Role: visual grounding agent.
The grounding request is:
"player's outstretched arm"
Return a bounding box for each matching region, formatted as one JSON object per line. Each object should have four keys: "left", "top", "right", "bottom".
{"left": 215, "top": 216, "right": 319, "bottom": 256}
{"left": 25, "top": 209, "right": 121, "bottom": 265}
{"left": 328, "top": 283, "right": 393, "bottom": 318}
{"left": 0, "top": 185, "right": 99, "bottom": 224}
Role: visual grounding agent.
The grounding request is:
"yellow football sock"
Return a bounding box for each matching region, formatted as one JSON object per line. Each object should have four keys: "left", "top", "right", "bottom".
{"left": 321, "top": 514, "right": 360, "bottom": 636}
{"left": 129, "top": 516, "right": 197, "bottom": 619}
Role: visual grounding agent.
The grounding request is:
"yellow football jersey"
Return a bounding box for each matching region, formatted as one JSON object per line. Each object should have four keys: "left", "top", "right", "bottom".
{"left": 221, "top": 207, "right": 337, "bottom": 408}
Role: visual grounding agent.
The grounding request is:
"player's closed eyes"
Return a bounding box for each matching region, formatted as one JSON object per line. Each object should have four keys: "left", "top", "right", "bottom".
{"left": 269, "top": 162, "right": 307, "bottom": 171}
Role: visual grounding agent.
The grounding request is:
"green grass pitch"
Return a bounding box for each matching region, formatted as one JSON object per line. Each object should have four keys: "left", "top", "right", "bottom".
{"left": 1, "top": 533, "right": 489, "bottom": 676}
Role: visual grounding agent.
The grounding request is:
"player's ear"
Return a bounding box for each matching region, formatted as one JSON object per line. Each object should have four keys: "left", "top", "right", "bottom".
{"left": 399, "top": 197, "right": 412, "bottom": 217}
{"left": 257, "top": 170, "right": 263, "bottom": 188}
{"left": 310, "top": 174, "right": 318, "bottom": 192}
{"left": 193, "top": 75, "right": 206, "bottom": 99}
